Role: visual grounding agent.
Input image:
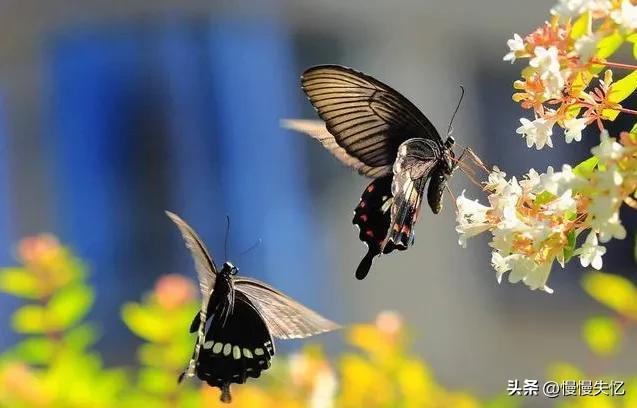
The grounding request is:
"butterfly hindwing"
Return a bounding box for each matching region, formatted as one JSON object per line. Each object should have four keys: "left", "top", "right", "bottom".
{"left": 196, "top": 293, "right": 274, "bottom": 403}
{"left": 383, "top": 138, "right": 441, "bottom": 251}
{"left": 301, "top": 65, "right": 442, "bottom": 177}
{"left": 352, "top": 175, "right": 393, "bottom": 279}
{"left": 234, "top": 277, "right": 340, "bottom": 339}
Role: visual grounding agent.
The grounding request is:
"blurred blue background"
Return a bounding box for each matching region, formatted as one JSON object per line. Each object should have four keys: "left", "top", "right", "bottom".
{"left": 0, "top": 0, "right": 635, "bottom": 397}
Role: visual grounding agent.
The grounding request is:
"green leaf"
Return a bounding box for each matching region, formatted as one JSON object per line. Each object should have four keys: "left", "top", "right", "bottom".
{"left": 48, "top": 284, "right": 93, "bottom": 330}
{"left": 64, "top": 323, "right": 99, "bottom": 351}
{"left": 608, "top": 68, "right": 637, "bottom": 102}
{"left": 573, "top": 156, "right": 599, "bottom": 178}
{"left": 563, "top": 230, "right": 577, "bottom": 263}
{"left": 596, "top": 31, "right": 624, "bottom": 60}
{"left": 582, "top": 315, "right": 621, "bottom": 356}
{"left": 571, "top": 12, "right": 590, "bottom": 40}
{"left": 582, "top": 272, "right": 637, "bottom": 317}
{"left": 534, "top": 191, "right": 556, "bottom": 206}
{"left": 11, "top": 305, "right": 47, "bottom": 333}
{"left": 12, "top": 337, "right": 55, "bottom": 364}
{"left": 604, "top": 70, "right": 637, "bottom": 120}
{"left": 628, "top": 33, "right": 637, "bottom": 59}
{"left": 138, "top": 367, "right": 177, "bottom": 394}
{"left": 0, "top": 267, "right": 40, "bottom": 299}
{"left": 547, "top": 362, "right": 583, "bottom": 383}
{"left": 121, "top": 303, "right": 170, "bottom": 343}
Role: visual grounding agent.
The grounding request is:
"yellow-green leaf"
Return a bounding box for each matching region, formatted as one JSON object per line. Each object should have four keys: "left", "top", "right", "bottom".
{"left": 582, "top": 272, "right": 637, "bottom": 317}
{"left": 48, "top": 284, "right": 93, "bottom": 330}
{"left": 0, "top": 267, "right": 40, "bottom": 299}
{"left": 596, "top": 31, "right": 624, "bottom": 60}
{"left": 563, "top": 230, "right": 577, "bottom": 263}
{"left": 13, "top": 337, "right": 55, "bottom": 364}
{"left": 571, "top": 12, "right": 590, "bottom": 40}
{"left": 582, "top": 315, "right": 621, "bottom": 356}
{"left": 573, "top": 156, "right": 598, "bottom": 178}
{"left": 11, "top": 305, "right": 47, "bottom": 333}
{"left": 64, "top": 323, "right": 98, "bottom": 351}
{"left": 534, "top": 191, "right": 557, "bottom": 206}
{"left": 121, "top": 303, "right": 171, "bottom": 343}
{"left": 609, "top": 70, "right": 637, "bottom": 103}
{"left": 546, "top": 362, "right": 583, "bottom": 383}
{"left": 138, "top": 367, "right": 177, "bottom": 394}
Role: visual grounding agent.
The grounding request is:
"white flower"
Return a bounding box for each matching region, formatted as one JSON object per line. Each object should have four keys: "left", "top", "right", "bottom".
{"left": 547, "top": 189, "right": 577, "bottom": 213}
{"left": 564, "top": 117, "right": 587, "bottom": 143}
{"left": 503, "top": 34, "right": 525, "bottom": 63}
{"left": 551, "top": 0, "right": 612, "bottom": 18}
{"left": 506, "top": 257, "right": 554, "bottom": 293}
{"left": 578, "top": 231, "right": 606, "bottom": 269}
{"left": 611, "top": 0, "right": 637, "bottom": 30}
{"left": 559, "top": 164, "right": 587, "bottom": 191}
{"left": 485, "top": 167, "right": 509, "bottom": 193}
{"left": 491, "top": 252, "right": 510, "bottom": 283}
{"left": 595, "top": 212, "right": 627, "bottom": 242}
{"left": 574, "top": 34, "right": 600, "bottom": 62}
{"left": 520, "top": 168, "right": 541, "bottom": 192}
{"left": 543, "top": 69, "right": 567, "bottom": 99}
{"left": 516, "top": 117, "right": 555, "bottom": 149}
{"left": 591, "top": 130, "right": 625, "bottom": 161}
{"left": 455, "top": 192, "right": 492, "bottom": 247}
{"left": 530, "top": 46, "right": 560, "bottom": 73}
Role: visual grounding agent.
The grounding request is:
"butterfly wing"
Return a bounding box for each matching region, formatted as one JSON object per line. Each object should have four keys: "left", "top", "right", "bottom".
{"left": 301, "top": 65, "right": 441, "bottom": 177}
{"left": 383, "top": 139, "right": 441, "bottom": 251}
{"left": 234, "top": 277, "right": 339, "bottom": 339}
{"left": 282, "top": 119, "right": 386, "bottom": 177}
{"left": 352, "top": 175, "right": 393, "bottom": 279}
{"left": 166, "top": 211, "right": 217, "bottom": 379}
{"left": 196, "top": 293, "right": 274, "bottom": 403}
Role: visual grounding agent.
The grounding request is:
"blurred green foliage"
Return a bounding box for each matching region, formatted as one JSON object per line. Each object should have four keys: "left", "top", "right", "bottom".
{"left": 547, "top": 272, "right": 637, "bottom": 408}
{"left": 0, "top": 235, "right": 633, "bottom": 407}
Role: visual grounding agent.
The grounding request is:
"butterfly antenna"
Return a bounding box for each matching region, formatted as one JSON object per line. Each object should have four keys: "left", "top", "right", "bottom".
{"left": 224, "top": 215, "right": 231, "bottom": 261}
{"left": 447, "top": 85, "right": 465, "bottom": 136}
{"left": 237, "top": 238, "right": 262, "bottom": 259}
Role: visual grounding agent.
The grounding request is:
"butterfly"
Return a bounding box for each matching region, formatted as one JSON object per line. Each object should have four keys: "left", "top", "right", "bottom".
{"left": 166, "top": 211, "right": 339, "bottom": 403}
{"left": 284, "top": 65, "right": 462, "bottom": 280}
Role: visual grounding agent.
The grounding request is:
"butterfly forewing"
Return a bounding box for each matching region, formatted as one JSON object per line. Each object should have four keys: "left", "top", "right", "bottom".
{"left": 301, "top": 65, "right": 441, "bottom": 176}
{"left": 166, "top": 211, "right": 217, "bottom": 378}
{"left": 282, "top": 119, "right": 387, "bottom": 177}
{"left": 234, "top": 277, "right": 340, "bottom": 339}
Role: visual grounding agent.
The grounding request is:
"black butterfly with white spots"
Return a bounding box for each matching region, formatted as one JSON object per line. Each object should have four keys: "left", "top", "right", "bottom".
{"left": 284, "top": 65, "right": 460, "bottom": 279}
{"left": 166, "top": 211, "right": 339, "bottom": 403}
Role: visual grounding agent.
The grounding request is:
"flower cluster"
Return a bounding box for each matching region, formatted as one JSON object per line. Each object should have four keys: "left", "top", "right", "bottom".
{"left": 456, "top": 129, "right": 637, "bottom": 292}
{"left": 505, "top": 0, "right": 637, "bottom": 149}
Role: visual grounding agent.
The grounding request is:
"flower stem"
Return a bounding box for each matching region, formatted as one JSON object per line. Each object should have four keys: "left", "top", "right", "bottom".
{"left": 593, "top": 60, "right": 637, "bottom": 71}
{"left": 620, "top": 107, "right": 637, "bottom": 116}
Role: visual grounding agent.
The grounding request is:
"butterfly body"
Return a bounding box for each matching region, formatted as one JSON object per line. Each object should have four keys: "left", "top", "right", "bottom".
{"left": 166, "top": 212, "right": 338, "bottom": 403}
{"left": 290, "top": 65, "right": 458, "bottom": 279}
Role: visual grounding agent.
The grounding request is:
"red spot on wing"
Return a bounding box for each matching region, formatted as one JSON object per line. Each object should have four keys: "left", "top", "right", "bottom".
{"left": 367, "top": 185, "right": 375, "bottom": 193}
{"left": 365, "top": 229, "right": 374, "bottom": 237}
{"left": 359, "top": 201, "right": 366, "bottom": 208}
{"left": 360, "top": 214, "right": 368, "bottom": 222}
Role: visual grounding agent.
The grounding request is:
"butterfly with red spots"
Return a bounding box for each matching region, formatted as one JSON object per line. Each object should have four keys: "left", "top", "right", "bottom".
{"left": 285, "top": 65, "right": 461, "bottom": 279}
